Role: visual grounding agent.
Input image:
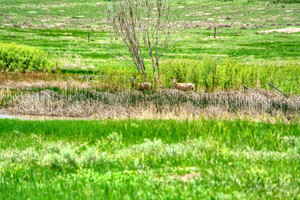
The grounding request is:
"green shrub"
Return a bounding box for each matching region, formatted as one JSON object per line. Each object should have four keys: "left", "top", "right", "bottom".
{"left": 269, "top": 0, "right": 300, "bottom": 3}
{"left": 0, "top": 42, "right": 58, "bottom": 72}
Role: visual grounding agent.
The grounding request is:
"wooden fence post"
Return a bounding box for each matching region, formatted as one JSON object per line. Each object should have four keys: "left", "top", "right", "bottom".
{"left": 214, "top": 27, "right": 217, "bottom": 38}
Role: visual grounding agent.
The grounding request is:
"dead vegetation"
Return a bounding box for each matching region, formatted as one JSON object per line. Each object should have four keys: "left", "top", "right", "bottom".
{"left": 1, "top": 89, "right": 299, "bottom": 122}
{"left": 0, "top": 73, "right": 110, "bottom": 91}
{"left": 0, "top": 79, "right": 99, "bottom": 90}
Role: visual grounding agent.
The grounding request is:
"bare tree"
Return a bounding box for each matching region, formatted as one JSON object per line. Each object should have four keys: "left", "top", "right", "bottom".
{"left": 108, "top": 0, "right": 171, "bottom": 81}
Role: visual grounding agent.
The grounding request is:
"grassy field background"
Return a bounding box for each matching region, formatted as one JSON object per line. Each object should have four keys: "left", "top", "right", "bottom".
{"left": 0, "top": 0, "right": 299, "bottom": 95}
{"left": 0, "top": 0, "right": 299, "bottom": 71}
{"left": 0, "top": 119, "right": 299, "bottom": 199}
{"left": 0, "top": 1, "right": 300, "bottom": 199}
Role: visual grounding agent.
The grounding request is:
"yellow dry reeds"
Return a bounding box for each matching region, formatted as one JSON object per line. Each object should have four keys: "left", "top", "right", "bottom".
{"left": 1, "top": 89, "right": 299, "bottom": 122}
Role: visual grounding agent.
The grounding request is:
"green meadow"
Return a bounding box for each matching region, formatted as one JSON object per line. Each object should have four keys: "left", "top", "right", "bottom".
{"left": 0, "top": 119, "right": 299, "bottom": 199}
{"left": 1, "top": 0, "right": 299, "bottom": 94}
{"left": 0, "top": 0, "right": 299, "bottom": 71}
{"left": 0, "top": 0, "right": 300, "bottom": 199}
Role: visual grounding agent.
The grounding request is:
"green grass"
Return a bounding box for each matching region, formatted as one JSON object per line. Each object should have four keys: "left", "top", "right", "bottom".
{"left": 0, "top": 2, "right": 299, "bottom": 199}
{"left": 0, "top": 0, "right": 299, "bottom": 94}
{"left": 160, "top": 58, "right": 300, "bottom": 94}
{"left": 0, "top": 0, "right": 299, "bottom": 71}
{"left": 0, "top": 119, "right": 299, "bottom": 199}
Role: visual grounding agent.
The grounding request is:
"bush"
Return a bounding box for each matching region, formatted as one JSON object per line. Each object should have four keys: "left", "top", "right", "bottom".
{"left": 0, "top": 42, "right": 58, "bottom": 72}
{"left": 270, "top": 0, "right": 300, "bottom": 3}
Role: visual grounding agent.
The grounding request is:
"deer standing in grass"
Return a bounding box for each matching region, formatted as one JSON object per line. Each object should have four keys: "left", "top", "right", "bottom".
{"left": 171, "top": 77, "right": 194, "bottom": 91}
{"left": 130, "top": 77, "right": 151, "bottom": 91}
{"left": 66, "top": 77, "right": 72, "bottom": 89}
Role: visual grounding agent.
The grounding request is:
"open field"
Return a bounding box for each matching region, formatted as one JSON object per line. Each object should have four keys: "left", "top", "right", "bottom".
{"left": 0, "top": 0, "right": 299, "bottom": 71}
{"left": 0, "top": 0, "right": 299, "bottom": 97}
{"left": 0, "top": 0, "right": 299, "bottom": 199}
{"left": 0, "top": 119, "right": 299, "bottom": 199}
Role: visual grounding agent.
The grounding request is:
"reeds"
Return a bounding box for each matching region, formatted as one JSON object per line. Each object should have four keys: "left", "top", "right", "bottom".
{"left": 1, "top": 88, "right": 299, "bottom": 121}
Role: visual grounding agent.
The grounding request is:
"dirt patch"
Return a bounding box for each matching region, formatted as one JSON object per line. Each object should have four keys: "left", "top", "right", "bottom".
{"left": 164, "top": 173, "right": 201, "bottom": 182}
{"left": 259, "top": 27, "right": 300, "bottom": 34}
{"left": 201, "top": 36, "right": 230, "bottom": 41}
{"left": 178, "top": 173, "right": 201, "bottom": 182}
{"left": 0, "top": 114, "right": 14, "bottom": 119}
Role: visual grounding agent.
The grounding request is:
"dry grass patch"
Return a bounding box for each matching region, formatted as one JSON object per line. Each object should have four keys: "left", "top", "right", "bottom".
{"left": 175, "top": 173, "right": 201, "bottom": 182}
{"left": 0, "top": 80, "right": 103, "bottom": 90}
{"left": 1, "top": 89, "right": 299, "bottom": 122}
{"left": 259, "top": 27, "right": 300, "bottom": 34}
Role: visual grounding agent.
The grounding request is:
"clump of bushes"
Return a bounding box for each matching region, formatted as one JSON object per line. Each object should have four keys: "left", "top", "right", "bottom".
{"left": 42, "top": 144, "right": 99, "bottom": 170}
{"left": 0, "top": 42, "right": 58, "bottom": 72}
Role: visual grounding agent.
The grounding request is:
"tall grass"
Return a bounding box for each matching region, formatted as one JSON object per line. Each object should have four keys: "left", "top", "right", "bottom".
{"left": 1, "top": 119, "right": 298, "bottom": 148}
{"left": 1, "top": 89, "right": 299, "bottom": 121}
{"left": 1, "top": 58, "right": 299, "bottom": 95}
{"left": 160, "top": 58, "right": 300, "bottom": 94}
{"left": 0, "top": 119, "right": 299, "bottom": 199}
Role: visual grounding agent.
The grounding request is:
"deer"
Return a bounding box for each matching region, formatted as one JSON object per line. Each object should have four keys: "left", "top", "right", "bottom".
{"left": 130, "top": 77, "right": 151, "bottom": 91}
{"left": 66, "top": 77, "right": 72, "bottom": 89}
{"left": 171, "top": 77, "right": 194, "bottom": 91}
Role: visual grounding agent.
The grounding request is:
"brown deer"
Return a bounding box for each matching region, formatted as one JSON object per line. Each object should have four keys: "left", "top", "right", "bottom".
{"left": 66, "top": 77, "right": 72, "bottom": 89}
{"left": 130, "top": 77, "right": 151, "bottom": 91}
{"left": 171, "top": 77, "right": 194, "bottom": 91}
